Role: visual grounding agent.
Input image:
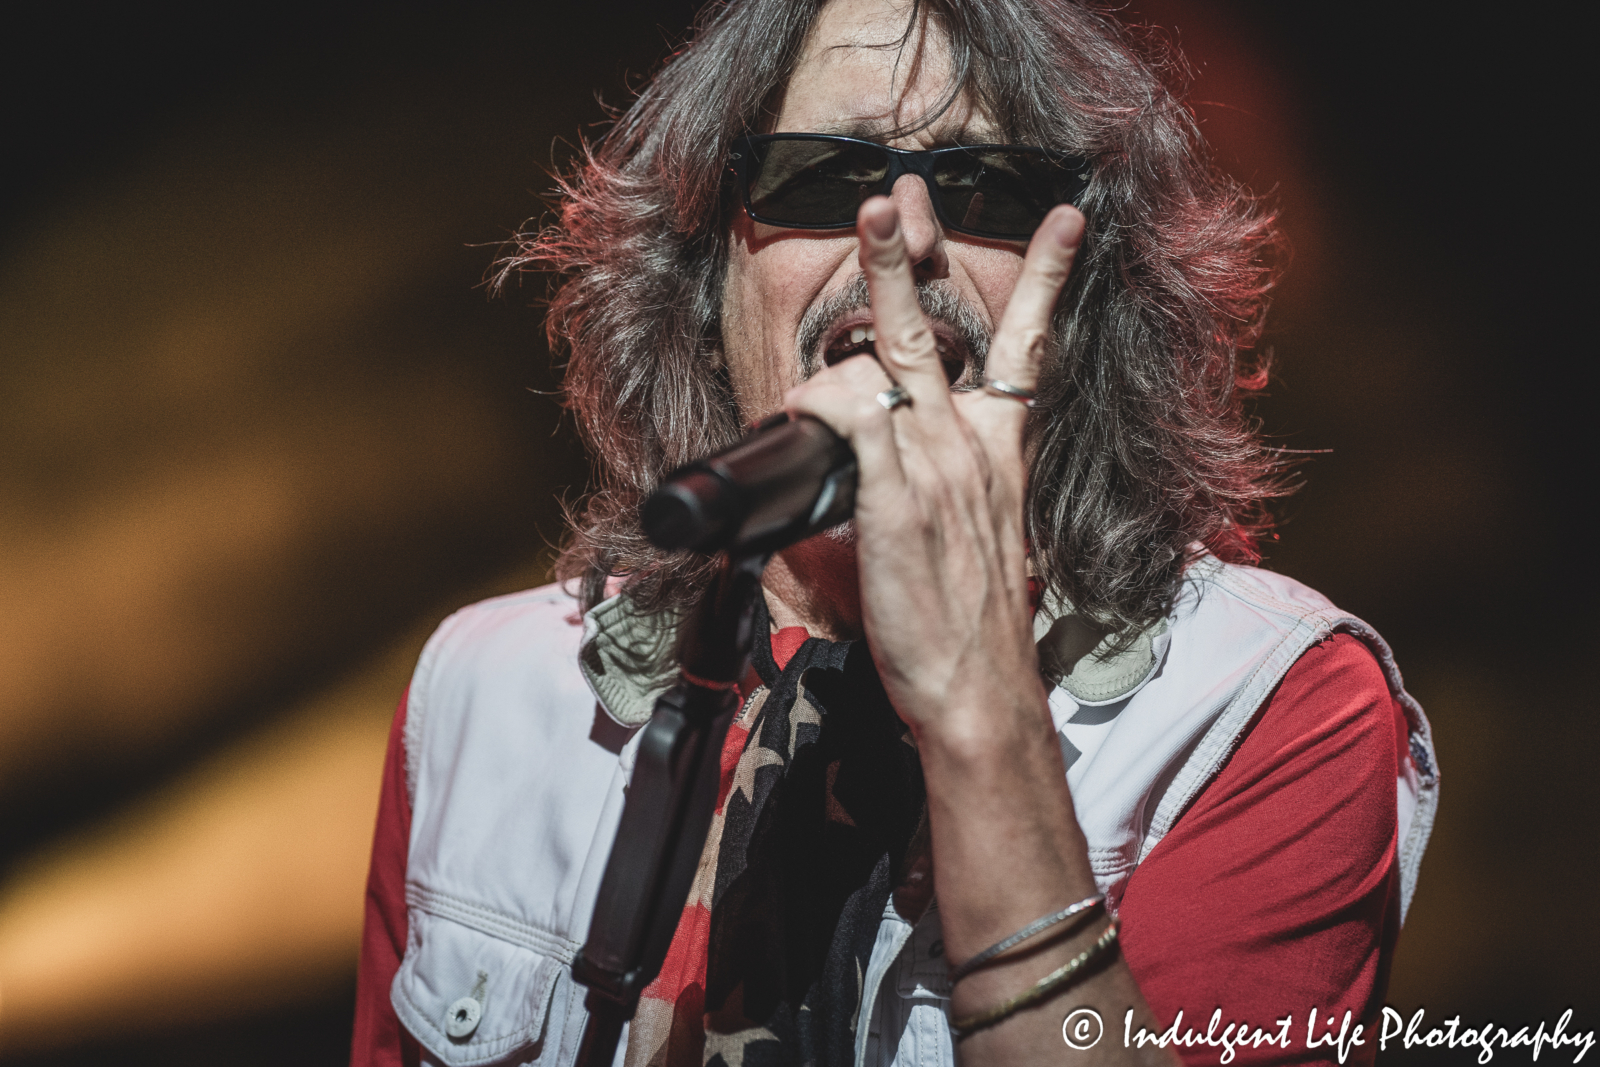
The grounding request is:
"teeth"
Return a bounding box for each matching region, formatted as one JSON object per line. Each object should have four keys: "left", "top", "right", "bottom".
{"left": 837, "top": 326, "right": 878, "bottom": 351}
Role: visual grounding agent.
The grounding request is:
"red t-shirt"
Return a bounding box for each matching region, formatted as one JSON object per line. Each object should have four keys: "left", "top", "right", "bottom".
{"left": 351, "top": 632, "right": 1405, "bottom": 1067}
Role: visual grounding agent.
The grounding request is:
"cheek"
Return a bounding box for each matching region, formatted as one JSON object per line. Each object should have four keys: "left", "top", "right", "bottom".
{"left": 720, "top": 241, "right": 769, "bottom": 419}
{"left": 951, "top": 245, "right": 1028, "bottom": 326}
{"left": 722, "top": 221, "right": 854, "bottom": 419}
{"left": 722, "top": 247, "right": 790, "bottom": 420}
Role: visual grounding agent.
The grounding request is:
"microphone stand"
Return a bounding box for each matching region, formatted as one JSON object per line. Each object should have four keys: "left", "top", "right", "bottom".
{"left": 570, "top": 549, "right": 769, "bottom": 1067}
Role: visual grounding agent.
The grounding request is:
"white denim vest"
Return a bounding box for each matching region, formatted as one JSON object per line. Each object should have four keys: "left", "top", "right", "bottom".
{"left": 392, "top": 558, "right": 1437, "bottom": 1067}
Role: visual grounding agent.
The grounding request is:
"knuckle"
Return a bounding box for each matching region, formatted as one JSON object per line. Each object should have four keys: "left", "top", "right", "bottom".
{"left": 854, "top": 395, "right": 886, "bottom": 425}
{"left": 838, "top": 352, "right": 887, "bottom": 385}
{"left": 1018, "top": 328, "right": 1049, "bottom": 362}
{"left": 993, "top": 328, "right": 1047, "bottom": 370}
{"left": 783, "top": 379, "right": 823, "bottom": 409}
{"left": 866, "top": 243, "right": 908, "bottom": 271}
{"left": 1039, "top": 252, "right": 1075, "bottom": 280}
{"left": 1025, "top": 261, "right": 1072, "bottom": 295}
{"left": 885, "top": 324, "right": 937, "bottom": 365}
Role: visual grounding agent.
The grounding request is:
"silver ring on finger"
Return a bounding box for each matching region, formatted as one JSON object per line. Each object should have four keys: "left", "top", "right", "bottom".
{"left": 876, "top": 385, "right": 913, "bottom": 411}
{"left": 982, "top": 378, "right": 1037, "bottom": 407}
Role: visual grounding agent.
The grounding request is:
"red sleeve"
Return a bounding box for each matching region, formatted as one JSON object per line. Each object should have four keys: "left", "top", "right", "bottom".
{"left": 1118, "top": 633, "right": 1407, "bottom": 1067}
{"left": 351, "top": 691, "right": 421, "bottom": 1067}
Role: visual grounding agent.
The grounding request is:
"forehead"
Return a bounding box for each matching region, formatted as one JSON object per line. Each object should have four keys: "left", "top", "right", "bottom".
{"left": 774, "top": 0, "right": 995, "bottom": 144}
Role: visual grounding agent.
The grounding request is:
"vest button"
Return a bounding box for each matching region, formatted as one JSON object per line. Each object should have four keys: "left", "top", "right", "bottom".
{"left": 445, "top": 995, "right": 482, "bottom": 1039}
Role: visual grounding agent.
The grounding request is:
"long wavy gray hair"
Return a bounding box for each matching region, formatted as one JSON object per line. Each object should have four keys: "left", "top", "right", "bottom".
{"left": 501, "top": 0, "right": 1287, "bottom": 637}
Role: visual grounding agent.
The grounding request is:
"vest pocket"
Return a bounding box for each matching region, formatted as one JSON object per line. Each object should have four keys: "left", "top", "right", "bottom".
{"left": 392, "top": 896, "right": 580, "bottom": 1066}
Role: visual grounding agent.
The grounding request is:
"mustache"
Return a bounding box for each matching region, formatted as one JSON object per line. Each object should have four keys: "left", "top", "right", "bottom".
{"left": 794, "top": 274, "right": 991, "bottom": 380}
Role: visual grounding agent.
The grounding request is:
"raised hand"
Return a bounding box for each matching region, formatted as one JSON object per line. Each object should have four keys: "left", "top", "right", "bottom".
{"left": 783, "top": 196, "right": 1085, "bottom": 737}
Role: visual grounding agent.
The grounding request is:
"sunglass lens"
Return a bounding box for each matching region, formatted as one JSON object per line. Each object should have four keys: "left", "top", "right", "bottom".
{"left": 748, "top": 139, "right": 889, "bottom": 226}
{"left": 934, "top": 149, "right": 1086, "bottom": 237}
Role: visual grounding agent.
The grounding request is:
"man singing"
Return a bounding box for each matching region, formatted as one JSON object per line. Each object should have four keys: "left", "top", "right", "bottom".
{"left": 352, "top": 1, "right": 1438, "bottom": 1064}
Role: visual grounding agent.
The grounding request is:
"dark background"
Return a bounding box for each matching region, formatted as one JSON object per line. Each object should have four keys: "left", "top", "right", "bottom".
{"left": 0, "top": 2, "right": 1592, "bottom": 1063}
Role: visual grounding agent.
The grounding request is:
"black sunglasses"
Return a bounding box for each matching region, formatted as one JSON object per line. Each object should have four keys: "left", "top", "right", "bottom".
{"left": 729, "top": 132, "right": 1090, "bottom": 241}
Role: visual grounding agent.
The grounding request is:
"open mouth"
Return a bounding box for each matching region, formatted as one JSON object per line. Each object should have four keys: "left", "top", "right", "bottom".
{"left": 819, "top": 320, "right": 973, "bottom": 385}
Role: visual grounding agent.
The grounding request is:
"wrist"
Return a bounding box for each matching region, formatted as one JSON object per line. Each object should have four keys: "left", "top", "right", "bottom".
{"left": 909, "top": 687, "right": 1056, "bottom": 769}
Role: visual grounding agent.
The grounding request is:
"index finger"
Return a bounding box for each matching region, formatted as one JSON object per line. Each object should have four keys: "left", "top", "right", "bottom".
{"left": 979, "top": 205, "right": 1085, "bottom": 414}
{"left": 857, "top": 197, "right": 958, "bottom": 417}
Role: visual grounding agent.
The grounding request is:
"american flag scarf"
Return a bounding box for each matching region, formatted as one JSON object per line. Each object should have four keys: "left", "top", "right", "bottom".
{"left": 622, "top": 599, "right": 930, "bottom": 1067}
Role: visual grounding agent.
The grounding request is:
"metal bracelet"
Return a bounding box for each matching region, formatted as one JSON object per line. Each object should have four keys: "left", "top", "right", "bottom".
{"left": 949, "top": 918, "right": 1120, "bottom": 1039}
{"left": 947, "top": 894, "right": 1104, "bottom": 986}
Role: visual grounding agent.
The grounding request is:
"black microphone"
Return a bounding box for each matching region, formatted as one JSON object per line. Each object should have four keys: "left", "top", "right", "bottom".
{"left": 641, "top": 412, "right": 857, "bottom": 556}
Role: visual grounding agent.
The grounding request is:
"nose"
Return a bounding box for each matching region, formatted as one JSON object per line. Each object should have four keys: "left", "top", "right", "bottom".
{"left": 887, "top": 172, "right": 949, "bottom": 280}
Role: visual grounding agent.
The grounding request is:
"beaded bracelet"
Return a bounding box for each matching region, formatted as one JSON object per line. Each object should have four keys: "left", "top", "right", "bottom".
{"left": 947, "top": 893, "right": 1105, "bottom": 986}
{"left": 948, "top": 918, "right": 1120, "bottom": 1039}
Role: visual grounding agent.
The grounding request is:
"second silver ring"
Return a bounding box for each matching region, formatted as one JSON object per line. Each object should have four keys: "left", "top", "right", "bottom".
{"left": 982, "top": 378, "right": 1038, "bottom": 406}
